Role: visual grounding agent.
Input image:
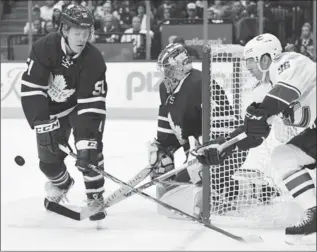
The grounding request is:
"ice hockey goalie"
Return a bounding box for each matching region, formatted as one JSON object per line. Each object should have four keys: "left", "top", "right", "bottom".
{"left": 147, "top": 43, "right": 280, "bottom": 219}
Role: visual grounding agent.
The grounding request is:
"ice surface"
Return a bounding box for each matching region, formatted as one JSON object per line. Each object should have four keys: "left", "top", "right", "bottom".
{"left": 1, "top": 119, "right": 316, "bottom": 251}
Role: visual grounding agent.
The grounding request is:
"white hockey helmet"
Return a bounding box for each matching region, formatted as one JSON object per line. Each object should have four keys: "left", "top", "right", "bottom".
{"left": 244, "top": 33, "right": 282, "bottom": 63}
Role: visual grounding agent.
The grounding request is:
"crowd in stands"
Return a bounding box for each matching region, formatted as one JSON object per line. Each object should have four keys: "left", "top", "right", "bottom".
{"left": 2, "top": 0, "right": 315, "bottom": 60}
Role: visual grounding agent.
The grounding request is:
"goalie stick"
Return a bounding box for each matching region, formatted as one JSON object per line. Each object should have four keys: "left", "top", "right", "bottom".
{"left": 56, "top": 145, "right": 262, "bottom": 243}
{"left": 45, "top": 157, "right": 194, "bottom": 220}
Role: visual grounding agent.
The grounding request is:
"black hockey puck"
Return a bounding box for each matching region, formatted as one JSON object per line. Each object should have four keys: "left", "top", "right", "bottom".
{"left": 14, "top": 155, "right": 25, "bottom": 166}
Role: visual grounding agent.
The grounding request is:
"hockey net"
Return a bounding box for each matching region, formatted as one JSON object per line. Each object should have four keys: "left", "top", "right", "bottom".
{"left": 202, "top": 44, "right": 306, "bottom": 228}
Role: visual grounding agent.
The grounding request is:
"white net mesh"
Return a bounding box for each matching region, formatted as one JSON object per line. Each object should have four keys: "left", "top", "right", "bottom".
{"left": 207, "top": 45, "right": 305, "bottom": 228}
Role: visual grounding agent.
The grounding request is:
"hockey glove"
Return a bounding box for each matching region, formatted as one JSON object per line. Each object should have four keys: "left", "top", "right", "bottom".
{"left": 148, "top": 139, "right": 175, "bottom": 179}
{"left": 244, "top": 102, "right": 271, "bottom": 139}
{"left": 75, "top": 139, "right": 98, "bottom": 173}
{"left": 34, "top": 118, "right": 67, "bottom": 154}
{"left": 196, "top": 136, "right": 235, "bottom": 166}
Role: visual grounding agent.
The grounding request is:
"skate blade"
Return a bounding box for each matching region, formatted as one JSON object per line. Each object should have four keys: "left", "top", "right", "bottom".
{"left": 285, "top": 233, "right": 316, "bottom": 246}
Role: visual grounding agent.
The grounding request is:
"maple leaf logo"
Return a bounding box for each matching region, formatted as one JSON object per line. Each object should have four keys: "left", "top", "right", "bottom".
{"left": 167, "top": 113, "right": 186, "bottom": 145}
{"left": 48, "top": 74, "right": 75, "bottom": 102}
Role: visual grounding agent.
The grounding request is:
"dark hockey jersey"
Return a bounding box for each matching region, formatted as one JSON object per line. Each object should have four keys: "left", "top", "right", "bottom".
{"left": 156, "top": 68, "right": 237, "bottom": 155}
{"left": 21, "top": 32, "right": 107, "bottom": 139}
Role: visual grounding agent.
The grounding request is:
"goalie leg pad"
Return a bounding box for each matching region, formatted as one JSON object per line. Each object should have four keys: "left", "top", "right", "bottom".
{"left": 156, "top": 183, "right": 202, "bottom": 218}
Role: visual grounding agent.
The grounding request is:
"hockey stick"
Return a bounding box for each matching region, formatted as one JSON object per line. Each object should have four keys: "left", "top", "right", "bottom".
{"left": 45, "top": 155, "right": 193, "bottom": 220}
{"left": 44, "top": 164, "right": 152, "bottom": 220}
{"left": 192, "top": 116, "right": 276, "bottom": 156}
{"left": 191, "top": 132, "right": 247, "bottom": 156}
{"left": 58, "top": 145, "right": 262, "bottom": 243}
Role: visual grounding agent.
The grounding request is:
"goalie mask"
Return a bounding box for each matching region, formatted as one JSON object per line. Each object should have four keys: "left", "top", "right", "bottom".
{"left": 157, "top": 43, "right": 192, "bottom": 93}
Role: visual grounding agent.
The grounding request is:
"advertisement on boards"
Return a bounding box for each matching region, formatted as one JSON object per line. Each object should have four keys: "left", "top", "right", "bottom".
{"left": 161, "top": 21, "right": 233, "bottom": 59}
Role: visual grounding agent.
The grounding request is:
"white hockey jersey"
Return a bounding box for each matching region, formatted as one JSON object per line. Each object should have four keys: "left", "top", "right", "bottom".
{"left": 267, "top": 52, "right": 316, "bottom": 128}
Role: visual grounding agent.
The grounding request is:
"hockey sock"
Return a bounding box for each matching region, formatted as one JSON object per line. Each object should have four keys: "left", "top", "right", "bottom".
{"left": 283, "top": 169, "right": 316, "bottom": 210}
{"left": 40, "top": 161, "right": 71, "bottom": 189}
{"left": 83, "top": 152, "right": 105, "bottom": 200}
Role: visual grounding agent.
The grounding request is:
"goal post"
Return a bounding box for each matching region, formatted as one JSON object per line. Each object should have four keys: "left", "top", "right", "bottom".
{"left": 201, "top": 45, "right": 212, "bottom": 223}
{"left": 200, "top": 44, "right": 304, "bottom": 228}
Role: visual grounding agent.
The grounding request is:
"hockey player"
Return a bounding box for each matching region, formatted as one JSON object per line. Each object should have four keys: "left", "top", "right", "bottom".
{"left": 148, "top": 43, "right": 278, "bottom": 216}
{"left": 197, "top": 33, "right": 316, "bottom": 240}
{"left": 20, "top": 4, "right": 107, "bottom": 221}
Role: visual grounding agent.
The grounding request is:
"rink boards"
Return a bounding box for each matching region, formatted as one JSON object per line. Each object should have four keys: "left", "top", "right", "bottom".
{"left": 1, "top": 62, "right": 203, "bottom": 119}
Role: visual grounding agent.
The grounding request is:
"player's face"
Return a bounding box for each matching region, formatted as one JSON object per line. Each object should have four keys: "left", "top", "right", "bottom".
{"left": 66, "top": 27, "right": 90, "bottom": 54}
{"left": 245, "top": 57, "right": 263, "bottom": 80}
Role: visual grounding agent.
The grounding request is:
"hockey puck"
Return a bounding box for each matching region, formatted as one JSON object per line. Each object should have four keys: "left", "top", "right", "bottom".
{"left": 14, "top": 156, "right": 25, "bottom": 166}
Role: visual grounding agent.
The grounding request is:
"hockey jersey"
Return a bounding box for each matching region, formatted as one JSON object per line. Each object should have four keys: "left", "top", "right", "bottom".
{"left": 265, "top": 52, "right": 316, "bottom": 128}
{"left": 156, "top": 68, "right": 238, "bottom": 155}
{"left": 21, "top": 32, "right": 107, "bottom": 139}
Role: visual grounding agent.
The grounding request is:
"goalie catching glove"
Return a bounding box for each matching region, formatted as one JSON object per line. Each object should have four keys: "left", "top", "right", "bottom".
{"left": 148, "top": 139, "right": 176, "bottom": 179}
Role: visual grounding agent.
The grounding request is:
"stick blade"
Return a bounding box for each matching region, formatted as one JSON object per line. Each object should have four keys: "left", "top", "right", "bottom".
{"left": 44, "top": 198, "right": 81, "bottom": 221}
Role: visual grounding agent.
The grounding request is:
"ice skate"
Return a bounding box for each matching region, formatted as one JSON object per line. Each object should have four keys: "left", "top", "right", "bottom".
{"left": 285, "top": 206, "right": 316, "bottom": 245}
{"left": 44, "top": 177, "right": 74, "bottom": 204}
{"left": 87, "top": 193, "right": 107, "bottom": 221}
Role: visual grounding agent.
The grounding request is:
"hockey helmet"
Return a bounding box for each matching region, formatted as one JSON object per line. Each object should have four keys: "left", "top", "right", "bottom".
{"left": 157, "top": 43, "right": 192, "bottom": 91}
{"left": 60, "top": 4, "right": 94, "bottom": 38}
{"left": 244, "top": 33, "right": 282, "bottom": 64}
{"left": 243, "top": 33, "right": 282, "bottom": 80}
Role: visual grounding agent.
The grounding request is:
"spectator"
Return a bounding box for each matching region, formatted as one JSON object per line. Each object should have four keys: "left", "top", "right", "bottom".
{"left": 186, "top": 3, "right": 200, "bottom": 20}
{"left": 115, "top": 0, "right": 133, "bottom": 31}
{"left": 285, "top": 23, "right": 314, "bottom": 60}
{"left": 121, "top": 16, "right": 154, "bottom": 59}
{"left": 207, "top": 7, "right": 218, "bottom": 20}
{"left": 229, "top": 0, "right": 249, "bottom": 23}
{"left": 94, "top": 14, "right": 120, "bottom": 43}
{"left": 157, "top": 0, "right": 176, "bottom": 20}
{"left": 157, "top": 7, "right": 171, "bottom": 32}
{"left": 26, "top": 18, "right": 45, "bottom": 35}
{"left": 23, "top": 5, "right": 45, "bottom": 34}
{"left": 245, "top": 1, "right": 257, "bottom": 17}
{"left": 52, "top": 5, "right": 62, "bottom": 29}
{"left": 103, "top": 1, "right": 112, "bottom": 15}
{"left": 44, "top": 20, "right": 57, "bottom": 34}
{"left": 40, "top": 0, "right": 55, "bottom": 21}
{"left": 173, "top": 36, "right": 200, "bottom": 60}
{"left": 104, "top": 1, "right": 121, "bottom": 30}
{"left": 112, "top": 0, "right": 121, "bottom": 18}
{"left": 173, "top": 1, "right": 188, "bottom": 19}
{"left": 136, "top": 3, "right": 154, "bottom": 30}
{"left": 208, "top": 0, "right": 230, "bottom": 19}
{"left": 94, "top": 1, "right": 108, "bottom": 20}
{"left": 195, "top": 0, "right": 204, "bottom": 18}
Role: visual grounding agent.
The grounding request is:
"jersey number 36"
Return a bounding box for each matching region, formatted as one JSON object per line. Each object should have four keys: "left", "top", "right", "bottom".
{"left": 278, "top": 61, "right": 290, "bottom": 74}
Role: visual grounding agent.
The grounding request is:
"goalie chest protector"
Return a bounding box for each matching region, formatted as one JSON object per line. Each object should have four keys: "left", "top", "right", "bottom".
{"left": 156, "top": 69, "right": 202, "bottom": 147}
